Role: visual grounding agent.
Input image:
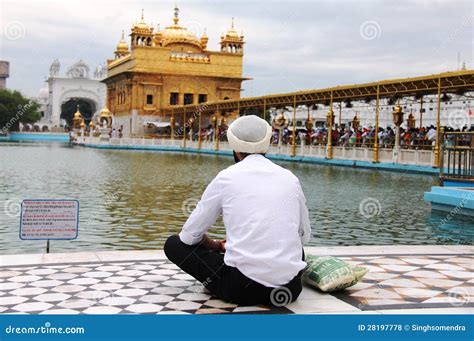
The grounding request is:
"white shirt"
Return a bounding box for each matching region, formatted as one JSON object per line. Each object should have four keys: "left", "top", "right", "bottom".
{"left": 428, "top": 128, "right": 436, "bottom": 140}
{"left": 179, "top": 154, "right": 311, "bottom": 287}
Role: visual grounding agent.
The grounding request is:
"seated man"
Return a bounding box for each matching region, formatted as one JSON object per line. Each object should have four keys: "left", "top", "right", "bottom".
{"left": 164, "top": 115, "right": 311, "bottom": 306}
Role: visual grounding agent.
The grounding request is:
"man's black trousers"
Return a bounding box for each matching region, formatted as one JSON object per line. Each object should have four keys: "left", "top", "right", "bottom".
{"left": 164, "top": 235, "right": 303, "bottom": 306}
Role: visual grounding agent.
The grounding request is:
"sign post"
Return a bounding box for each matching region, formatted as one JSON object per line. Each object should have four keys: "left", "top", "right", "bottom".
{"left": 20, "top": 199, "right": 79, "bottom": 253}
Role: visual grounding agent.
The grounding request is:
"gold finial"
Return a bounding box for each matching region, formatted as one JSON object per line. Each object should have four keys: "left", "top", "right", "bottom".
{"left": 173, "top": 4, "right": 179, "bottom": 25}
{"left": 121, "top": 30, "right": 125, "bottom": 40}
{"left": 231, "top": 17, "right": 234, "bottom": 28}
{"left": 73, "top": 105, "right": 82, "bottom": 118}
{"left": 141, "top": 8, "right": 144, "bottom": 21}
{"left": 72, "top": 105, "right": 83, "bottom": 128}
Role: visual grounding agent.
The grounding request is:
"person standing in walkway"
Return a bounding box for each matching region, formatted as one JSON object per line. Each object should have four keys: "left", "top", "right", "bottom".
{"left": 165, "top": 115, "right": 311, "bottom": 306}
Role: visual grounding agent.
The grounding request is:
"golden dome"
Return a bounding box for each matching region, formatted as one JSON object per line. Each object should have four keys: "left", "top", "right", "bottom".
{"left": 99, "top": 106, "right": 112, "bottom": 118}
{"left": 133, "top": 9, "right": 151, "bottom": 31}
{"left": 115, "top": 30, "right": 129, "bottom": 53}
{"left": 224, "top": 18, "right": 241, "bottom": 40}
{"left": 160, "top": 26, "right": 201, "bottom": 48}
{"left": 158, "top": 6, "right": 202, "bottom": 50}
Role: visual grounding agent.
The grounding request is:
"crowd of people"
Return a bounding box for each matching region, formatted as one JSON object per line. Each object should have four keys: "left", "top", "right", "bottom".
{"left": 268, "top": 125, "right": 473, "bottom": 149}
{"left": 169, "top": 122, "right": 474, "bottom": 150}
{"left": 187, "top": 124, "right": 229, "bottom": 142}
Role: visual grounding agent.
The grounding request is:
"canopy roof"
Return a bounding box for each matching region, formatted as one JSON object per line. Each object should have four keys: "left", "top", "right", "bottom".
{"left": 167, "top": 69, "right": 474, "bottom": 115}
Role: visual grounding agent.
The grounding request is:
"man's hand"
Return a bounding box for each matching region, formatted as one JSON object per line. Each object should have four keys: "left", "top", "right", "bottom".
{"left": 201, "top": 234, "right": 226, "bottom": 253}
{"left": 200, "top": 234, "right": 220, "bottom": 251}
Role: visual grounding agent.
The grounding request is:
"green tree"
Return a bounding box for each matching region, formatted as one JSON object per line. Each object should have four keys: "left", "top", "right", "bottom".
{"left": 0, "top": 88, "right": 41, "bottom": 132}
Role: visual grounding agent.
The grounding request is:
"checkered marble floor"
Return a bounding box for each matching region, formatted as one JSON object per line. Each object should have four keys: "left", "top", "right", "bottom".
{"left": 0, "top": 260, "right": 291, "bottom": 314}
{"left": 0, "top": 247, "right": 472, "bottom": 314}
{"left": 333, "top": 254, "right": 474, "bottom": 311}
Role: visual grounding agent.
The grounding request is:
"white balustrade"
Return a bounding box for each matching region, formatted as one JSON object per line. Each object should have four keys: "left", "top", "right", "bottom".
{"left": 79, "top": 137, "right": 437, "bottom": 167}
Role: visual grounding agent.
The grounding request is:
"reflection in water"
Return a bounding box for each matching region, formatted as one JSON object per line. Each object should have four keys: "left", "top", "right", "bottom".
{"left": 0, "top": 142, "right": 472, "bottom": 255}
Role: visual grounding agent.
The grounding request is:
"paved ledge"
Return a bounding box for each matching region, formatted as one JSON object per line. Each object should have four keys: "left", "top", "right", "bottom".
{"left": 76, "top": 143, "right": 441, "bottom": 175}
{"left": 1, "top": 246, "right": 472, "bottom": 315}
{"left": 2, "top": 246, "right": 472, "bottom": 267}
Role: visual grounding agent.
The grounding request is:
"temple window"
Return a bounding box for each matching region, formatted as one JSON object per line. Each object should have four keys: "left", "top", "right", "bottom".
{"left": 184, "top": 93, "right": 194, "bottom": 105}
{"left": 170, "top": 92, "right": 179, "bottom": 105}
{"left": 198, "top": 94, "right": 207, "bottom": 103}
{"left": 146, "top": 94, "right": 153, "bottom": 105}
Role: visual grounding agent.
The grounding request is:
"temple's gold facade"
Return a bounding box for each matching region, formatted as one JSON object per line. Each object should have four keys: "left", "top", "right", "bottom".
{"left": 103, "top": 7, "right": 248, "bottom": 136}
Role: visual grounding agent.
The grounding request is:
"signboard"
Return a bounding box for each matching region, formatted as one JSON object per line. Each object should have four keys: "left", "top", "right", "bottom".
{"left": 19, "top": 199, "right": 79, "bottom": 240}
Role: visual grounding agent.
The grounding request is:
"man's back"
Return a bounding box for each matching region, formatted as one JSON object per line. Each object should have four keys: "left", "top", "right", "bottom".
{"left": 216, "top": 154, "right": 309, "bottom": 287}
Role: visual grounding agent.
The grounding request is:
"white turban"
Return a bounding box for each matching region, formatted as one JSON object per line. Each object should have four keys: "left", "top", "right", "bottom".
{"left": 227, "top": 115, "right": 272, "bottom": 154}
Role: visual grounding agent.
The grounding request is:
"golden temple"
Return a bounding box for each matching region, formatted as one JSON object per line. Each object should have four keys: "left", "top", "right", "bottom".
{"left": 103, "top": 6, "right": 247, "bottom": 136}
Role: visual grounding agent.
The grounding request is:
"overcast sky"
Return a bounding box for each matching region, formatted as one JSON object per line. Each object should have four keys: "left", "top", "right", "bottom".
{"left": 0, "top": 0, "right": 472, "bottom": 97}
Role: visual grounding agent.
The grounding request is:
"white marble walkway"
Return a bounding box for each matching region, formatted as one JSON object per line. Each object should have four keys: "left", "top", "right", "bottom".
{"left": 1, "top": 246, "right": 472, "bottom": 315}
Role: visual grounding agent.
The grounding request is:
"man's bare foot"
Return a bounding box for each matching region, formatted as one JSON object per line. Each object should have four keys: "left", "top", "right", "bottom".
{"left": 217, "top": 240, "right": 226, "bottom": 253}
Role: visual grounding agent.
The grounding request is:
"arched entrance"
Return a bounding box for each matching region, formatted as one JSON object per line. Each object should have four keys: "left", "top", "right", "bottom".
{"left": 60, "top": 98, "right": 97, "bottom": 127}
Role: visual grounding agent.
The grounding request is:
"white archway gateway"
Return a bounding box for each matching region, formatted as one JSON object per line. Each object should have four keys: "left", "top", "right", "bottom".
{"left": 59, "top": 88, "right": 101, "bottom": 125}
{"left": 35, "top": 60, "right": 107, "bottom": 129}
